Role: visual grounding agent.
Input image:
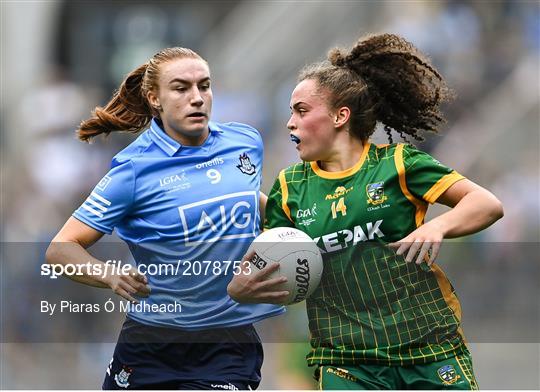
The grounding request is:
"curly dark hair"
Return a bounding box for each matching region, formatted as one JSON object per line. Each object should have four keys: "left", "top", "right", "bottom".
{"left": 299, "top": 33, "right": 454, "bottom": 143}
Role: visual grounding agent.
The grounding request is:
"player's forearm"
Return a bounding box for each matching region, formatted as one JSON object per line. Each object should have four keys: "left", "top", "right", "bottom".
{"left": 431, "top": 189, "right": 504, "bottom": 239}
{"left": 45, "top": 241, "right": 110, "bottom": 288}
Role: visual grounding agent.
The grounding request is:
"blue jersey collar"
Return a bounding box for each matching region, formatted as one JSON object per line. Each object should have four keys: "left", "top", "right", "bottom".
{"left": 149, "top": 118, "right": 223, "bottom": 156}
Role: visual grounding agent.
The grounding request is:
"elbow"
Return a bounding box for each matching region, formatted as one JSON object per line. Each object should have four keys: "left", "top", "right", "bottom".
{"left": 45, "top": 241, "right": 59, "bottom": 265}
{"left": 489, "top": 197, "right": 504, "bottom": 223}
{"left": 495, "top": 200, "right": 504, "bottom": 221}
{"left": 478, "top": 189, "right": 504, "bottom": 224}
{"left": 45, "top": 236, "right": 70, "bottom": 265}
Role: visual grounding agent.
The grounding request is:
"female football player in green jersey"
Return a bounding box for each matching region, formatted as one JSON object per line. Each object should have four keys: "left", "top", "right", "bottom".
{"left": 228, "top": 33, "right": 504, "bottom": 390}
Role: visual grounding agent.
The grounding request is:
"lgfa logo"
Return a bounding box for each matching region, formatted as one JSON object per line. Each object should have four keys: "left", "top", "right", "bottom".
{"left": 160, "top": 171, "right": 189, "bottom": 187}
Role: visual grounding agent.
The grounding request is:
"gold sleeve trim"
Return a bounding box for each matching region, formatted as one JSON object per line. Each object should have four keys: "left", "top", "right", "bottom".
{"left": 394, "top": 144, "right": 428, "bottom": 227}
{"left": 278, "top": 169, "right": 293, "bottom": 223}
{"left": 423, "top": 171, "right": 466, "bottom": 204}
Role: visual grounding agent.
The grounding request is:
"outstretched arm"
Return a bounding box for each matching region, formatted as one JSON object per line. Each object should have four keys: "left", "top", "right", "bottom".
{"left": 389, "top": 179, "right": 503, "bottom": 265}
{"left": 430, "top": 179, "right": 504, "bottom": 238}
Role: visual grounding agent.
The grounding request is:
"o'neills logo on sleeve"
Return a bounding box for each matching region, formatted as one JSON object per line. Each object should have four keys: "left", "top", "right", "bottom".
{"left": 96, "top": 175, "right": 112, "bottom": 191}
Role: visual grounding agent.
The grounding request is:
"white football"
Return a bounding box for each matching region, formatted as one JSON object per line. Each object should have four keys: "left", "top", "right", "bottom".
{"left": 248, "top": 227, "right": 323, "bottom": 305}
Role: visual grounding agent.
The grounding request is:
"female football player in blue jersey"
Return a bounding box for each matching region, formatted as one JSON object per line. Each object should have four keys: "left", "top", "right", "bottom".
{"left": 45, "top": 47, "right": 287, "bottom": 389}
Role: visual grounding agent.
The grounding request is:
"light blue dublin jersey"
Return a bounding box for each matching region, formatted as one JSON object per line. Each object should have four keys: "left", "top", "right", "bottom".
{"left": 73, "top": 118, "right": 284, "bottom": 330}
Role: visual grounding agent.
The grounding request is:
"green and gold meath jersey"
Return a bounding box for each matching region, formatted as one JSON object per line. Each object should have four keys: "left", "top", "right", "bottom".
{"left": 265, "top": 143, "right": 467, "bottom": 366}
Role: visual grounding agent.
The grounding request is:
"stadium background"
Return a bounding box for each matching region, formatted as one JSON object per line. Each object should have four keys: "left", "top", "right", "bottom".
{"left": 1, "top": 0, "right": 538, "bottom": 389}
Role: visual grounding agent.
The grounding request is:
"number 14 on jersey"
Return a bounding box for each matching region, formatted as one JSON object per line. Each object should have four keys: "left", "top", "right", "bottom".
{"left": 331, "top": 197, "right": 347, "bottom": 219}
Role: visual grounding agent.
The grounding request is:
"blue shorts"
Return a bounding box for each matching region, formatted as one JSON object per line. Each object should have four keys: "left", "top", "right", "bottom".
{"left": 103, "top": 317, "right": 263, "bottom": 390}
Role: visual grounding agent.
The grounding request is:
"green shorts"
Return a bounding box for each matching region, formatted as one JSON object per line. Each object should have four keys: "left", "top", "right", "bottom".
{"left": 316, "top": 353, "right": 478, "bottom": 390}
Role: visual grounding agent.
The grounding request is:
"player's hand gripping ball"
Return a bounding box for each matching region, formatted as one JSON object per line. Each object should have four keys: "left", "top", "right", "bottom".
{"left": 249, "top": 227, "right": 323, "bottom": 305}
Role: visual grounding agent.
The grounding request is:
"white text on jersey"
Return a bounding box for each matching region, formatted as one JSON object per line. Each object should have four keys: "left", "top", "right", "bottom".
{"left": 314, "top": 220, "right": 384, "bottom": 253}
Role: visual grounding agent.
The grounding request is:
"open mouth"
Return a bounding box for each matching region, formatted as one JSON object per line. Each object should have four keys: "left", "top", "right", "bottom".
{"left": 187, "top": 112, "right": 206, "bottom": 119}
{"left": 290, "top": 134, "right": 301, "bottom": 145}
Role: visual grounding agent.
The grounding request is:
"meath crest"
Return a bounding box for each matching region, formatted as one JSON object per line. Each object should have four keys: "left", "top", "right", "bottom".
{"left": 236, "top": 153, "right": 256, "bottom": 175}
{"left": 366, "top": 181, "right": 388, "bottom": 205}
{"left": 437, "top": 365, "right": 460, "bottom": 385}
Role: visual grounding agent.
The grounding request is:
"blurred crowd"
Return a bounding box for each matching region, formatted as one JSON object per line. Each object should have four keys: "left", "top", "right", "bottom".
{"left": 1, "top": 0, "right": 538, "bottom": 389}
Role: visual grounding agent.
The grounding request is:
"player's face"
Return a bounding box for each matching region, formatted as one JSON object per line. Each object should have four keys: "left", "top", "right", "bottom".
{"left": 149, "top": 58, "right": 213, "bottom": 146}
{"left": 287, "top": 79, "right": 337, "bottom": 162}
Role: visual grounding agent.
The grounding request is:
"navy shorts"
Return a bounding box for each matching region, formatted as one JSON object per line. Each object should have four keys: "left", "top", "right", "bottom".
{"left": 103, "top": 317, "right": 263, "bottom": 390}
